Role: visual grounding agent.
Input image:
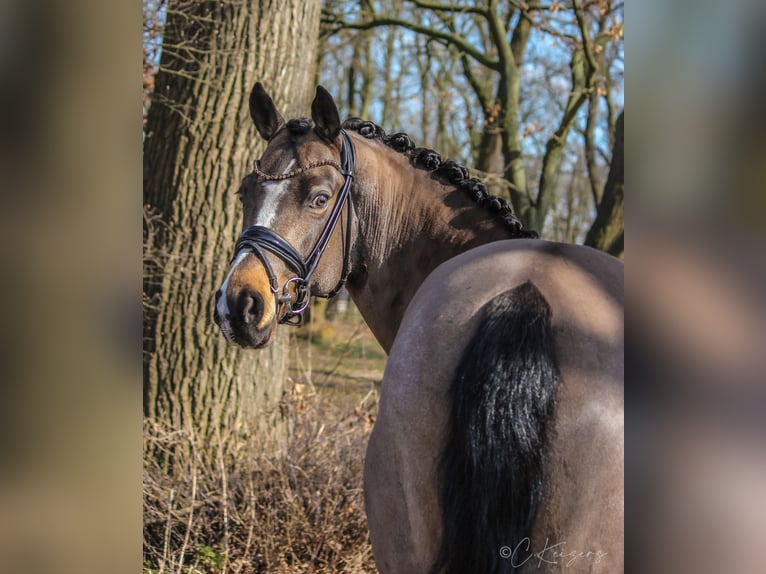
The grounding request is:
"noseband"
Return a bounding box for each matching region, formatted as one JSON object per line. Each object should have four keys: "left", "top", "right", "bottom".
{"left": 232, "top": 130, "right": 356, "bottom": 326}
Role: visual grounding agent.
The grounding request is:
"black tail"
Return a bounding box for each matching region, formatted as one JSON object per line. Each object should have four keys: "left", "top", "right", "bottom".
{"left": 432, "top": 281, "right": 560, "bottom": 574}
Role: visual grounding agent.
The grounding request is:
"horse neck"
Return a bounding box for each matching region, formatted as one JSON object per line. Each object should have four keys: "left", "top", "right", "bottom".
{"left": 345, "top": 136, "right": 513, "bottom": 352}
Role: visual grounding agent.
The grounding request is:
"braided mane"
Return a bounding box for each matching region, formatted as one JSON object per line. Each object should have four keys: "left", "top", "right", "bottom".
{"left": 341, "top": 117, "right": 538, "bottom": 239}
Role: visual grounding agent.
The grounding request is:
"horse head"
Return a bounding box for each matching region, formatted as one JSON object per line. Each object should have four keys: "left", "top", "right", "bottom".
{"left": 214, "top": 83, "right": 356, "bottom": 347}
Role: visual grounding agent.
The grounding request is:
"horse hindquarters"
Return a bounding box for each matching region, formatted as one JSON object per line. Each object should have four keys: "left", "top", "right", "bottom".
{"left": 432, "top": 281, "right": 561, "bottom": 574}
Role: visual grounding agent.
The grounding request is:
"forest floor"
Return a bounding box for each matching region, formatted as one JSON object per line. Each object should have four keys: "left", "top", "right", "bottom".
{"left": 258, "top": 305, "right": 385, "bottom": 574}
{"left": 145, "top": 302, "right": 386, "bottom": 574}
{"left": 287, "top": 304, "right": 385, "bottom": 414}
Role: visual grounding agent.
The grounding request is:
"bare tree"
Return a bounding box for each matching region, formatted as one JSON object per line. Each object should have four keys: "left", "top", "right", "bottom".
{"left": 322, "top": 0, "right": 623, "bottom": 249}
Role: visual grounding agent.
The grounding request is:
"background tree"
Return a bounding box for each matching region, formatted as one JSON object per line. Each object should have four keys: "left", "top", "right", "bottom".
{"left": 320, "top": 0, "right": 623, "bottom": 253}
{"left": 585, "top": 109, "right": 623, "bottom": 254}
{"left": 143, "top": 0, "right": 322, "bottom": 461}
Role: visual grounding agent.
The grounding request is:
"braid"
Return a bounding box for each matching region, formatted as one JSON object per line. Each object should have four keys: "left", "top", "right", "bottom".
{"left": 341, "top": 118, "right": 537, "bottom": 238}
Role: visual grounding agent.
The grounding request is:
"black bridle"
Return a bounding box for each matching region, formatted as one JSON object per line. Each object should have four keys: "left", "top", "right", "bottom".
{"left": 232, "top": 130, "right": 356, "bottom": 326}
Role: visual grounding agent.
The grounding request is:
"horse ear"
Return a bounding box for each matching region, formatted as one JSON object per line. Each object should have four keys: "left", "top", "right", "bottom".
{"left": 311, "top": 85, "right": 341, "bottom": 143}
{"left": 249, "top": 82, "right": 285, "bottom": 140}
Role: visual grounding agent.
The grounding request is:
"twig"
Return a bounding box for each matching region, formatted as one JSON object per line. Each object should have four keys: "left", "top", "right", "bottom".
{"left": 218, "top": 433, "right": 230, "bottom": 573}
{"left": 162, "top": 488, "right": 175, "bottom": 573}
{"left": 176, "top": 457, "right": 197, "bottom": 574}
{"left": 241, "top": 472, "right": 256, "bottom": 566}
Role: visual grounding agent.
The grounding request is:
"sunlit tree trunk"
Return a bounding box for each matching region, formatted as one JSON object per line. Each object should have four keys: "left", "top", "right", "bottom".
{"left": 585, "top": 111, "right": 624, "bottom": 256}
{"left": 143, "top": 0, "right": 321, "bottom": 459}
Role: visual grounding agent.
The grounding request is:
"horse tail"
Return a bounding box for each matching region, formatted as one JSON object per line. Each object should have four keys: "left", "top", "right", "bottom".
{"left": 432, "top": 281, "right": 560, "bottom": 574}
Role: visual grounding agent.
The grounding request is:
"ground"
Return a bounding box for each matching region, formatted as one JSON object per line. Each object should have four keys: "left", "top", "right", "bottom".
{"left": 287, "top": 301, "right": 385, "bottom": 417}
{"left": 144, "top": 300, "right": 386, "bottom": 574}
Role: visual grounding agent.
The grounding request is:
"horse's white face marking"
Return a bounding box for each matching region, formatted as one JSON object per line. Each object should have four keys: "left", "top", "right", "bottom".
{"left": 216, "top": 251, "right": 249, "bottom": 342}
{"left": 254, "top": 159, "right": 295, "bottom": 228}
{"left": 216, "top": 160, "right": 297, "bottom": 342}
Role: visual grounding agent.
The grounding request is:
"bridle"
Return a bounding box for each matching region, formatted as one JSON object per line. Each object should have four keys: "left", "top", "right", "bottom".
{"left": 231, "top": 129, "right": 356, "bottom": 326}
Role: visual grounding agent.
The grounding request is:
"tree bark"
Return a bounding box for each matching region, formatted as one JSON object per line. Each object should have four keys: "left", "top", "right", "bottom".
{"left": 143, "top": 0, "right": 321, "bottom": 459}
{"left": 585, "top": 111, "right": 624, "bottom": 256}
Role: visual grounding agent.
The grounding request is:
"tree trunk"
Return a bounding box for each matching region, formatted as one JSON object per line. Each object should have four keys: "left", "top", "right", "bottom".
{"left": 585, "top": 111, "right": 624, "bottom": 256}
{"left": 143, "top": 0, "right": 321, "bottom": 459}
{"left": 473, "top": 121, "right": 505, "bottom": 197}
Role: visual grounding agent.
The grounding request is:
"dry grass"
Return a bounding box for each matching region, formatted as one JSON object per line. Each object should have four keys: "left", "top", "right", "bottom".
{"left": 144, "top": 311, "right": 384, "bottom": 574}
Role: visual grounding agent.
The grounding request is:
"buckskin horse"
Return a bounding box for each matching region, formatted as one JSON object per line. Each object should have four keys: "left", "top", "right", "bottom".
{"left": 213, "top": 84, "right": 624, "bottom": 573}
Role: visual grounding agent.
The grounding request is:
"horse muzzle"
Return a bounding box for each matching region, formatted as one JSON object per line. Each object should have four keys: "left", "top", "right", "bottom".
{"left": 214, "top": 253, "right": 279, "bottom": 348}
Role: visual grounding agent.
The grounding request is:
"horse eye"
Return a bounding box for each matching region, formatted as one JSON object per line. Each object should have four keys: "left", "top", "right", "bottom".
{"left": 309, "top": 193, "right": 330, "bottom": 209}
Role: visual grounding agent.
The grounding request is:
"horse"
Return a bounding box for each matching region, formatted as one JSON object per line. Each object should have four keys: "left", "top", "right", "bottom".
{"left": 214, "top": 83, "right": 624, "bottom": 573}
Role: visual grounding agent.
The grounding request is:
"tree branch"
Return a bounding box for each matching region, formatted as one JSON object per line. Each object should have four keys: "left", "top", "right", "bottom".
{"left": 531, "top": 46, "right": 591, "bottom": 229}
{"left": 509, "top": 7, "right": 532, "bottom": 66}
{"left": 460, "top": 55, "right": 493, "bottom": 113}
{"left": 573, "top": 0, "right": 598, "bottom": 81}
{"left": 507, "top": 1, "right": 557, "bottom": 12}
{"left": 408, "top": 0, "right": 488, "bottom": 17}
{"left": 601, "top": 46, "right": 617, "bottom": 150}
{"left": 437, "top": 11, "right": 494, "bottom": 113}
{"left": 341, "top": 17, "right": 500, "bottom": 70}
{"left": 584, "top": 95, "right": 602, "bottom": 205}
{"left": 486, "top": 0, "right": 515, "bottom": 69}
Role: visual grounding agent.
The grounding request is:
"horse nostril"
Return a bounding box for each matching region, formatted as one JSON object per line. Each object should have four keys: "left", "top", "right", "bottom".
{"left": 215, "top": 289, "right": 222, "bottom": 300}
{"left": 236, "top": 289, "right": 264, "bottom": 325}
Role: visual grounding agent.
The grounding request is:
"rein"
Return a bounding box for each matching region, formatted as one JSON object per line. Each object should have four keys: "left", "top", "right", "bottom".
{"left": 232, "top": 130, "right": 356, "bottom": 326}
